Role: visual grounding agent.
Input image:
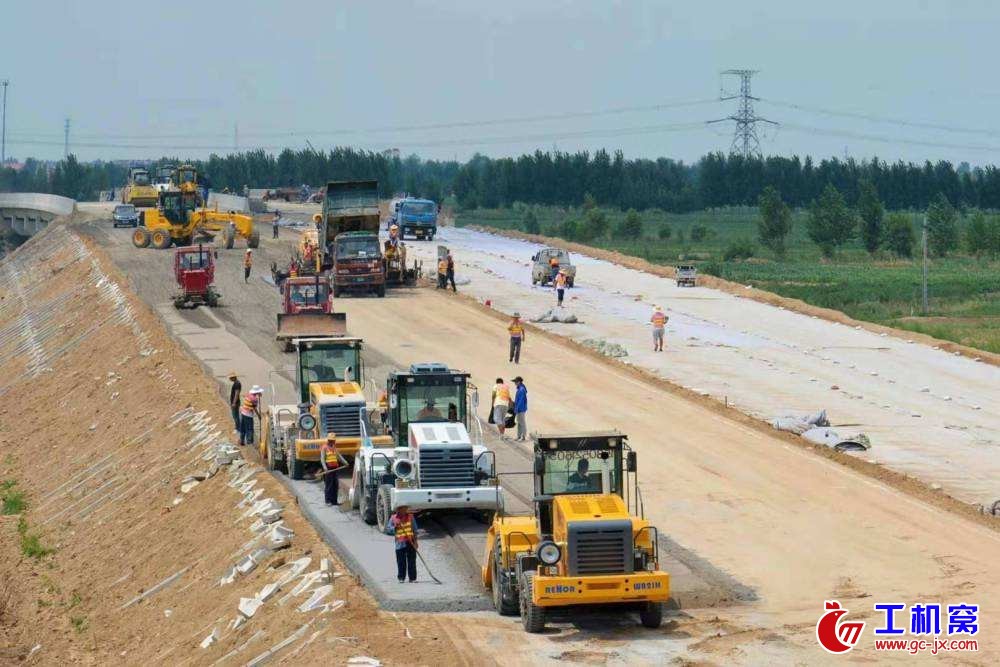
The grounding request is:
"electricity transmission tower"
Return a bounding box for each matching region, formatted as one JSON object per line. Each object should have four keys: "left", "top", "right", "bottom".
{"left": 708, "top": 69, "right": 776, "bottom": 158}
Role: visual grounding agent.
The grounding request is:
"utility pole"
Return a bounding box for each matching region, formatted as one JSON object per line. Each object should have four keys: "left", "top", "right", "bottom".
{"left": 1, "top": 79, "right": 8, "bottom": 166}
{"left": 708, "top": 69, "right": 777, "bottom": 158}
{"left": 921, "top": 213, "right": 929, "bottom": 314}
{"left": 64, "top": 117, "right": 70, "bottom": 158}
{"left": 233, "top": 122, "right": 238, "bottom": 152}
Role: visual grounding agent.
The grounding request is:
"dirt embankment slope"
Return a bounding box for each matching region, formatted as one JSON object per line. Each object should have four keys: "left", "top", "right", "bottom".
{"left": 0, "top": 226, "right": 472, "bottom": 665}
{"left": 469, "top": 225, "right": 1000, "bottom": 367}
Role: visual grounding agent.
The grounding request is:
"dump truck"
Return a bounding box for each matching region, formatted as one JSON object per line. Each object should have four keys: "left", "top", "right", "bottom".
{"left": 131, "top": 189, "right": 258, "bottom": 250}
{"left": 675, "top": 265, "right": 697, "bottom": 287}
{"left": 260, "top": 337, "right": 369, "bottom": 479}
{"left": 390, "top": 197, "right": 438, "bottom": 240}
{"left": 483, "top": 431, "right": 669, "bottom": 632}
{"left": 122, "top": 168, "right": 160, "bottom": 208}
{"left": 275, "top": 275, "right": 347, "bottom": 351}
{"left": 153, "top": 165, "right": 177, "bottom": 193}
{"left": 312, "top": 180, "right": 385, "bottom": 297}
{"left": 350, "top": 363, "right": 500, "bottom": 530}
{"left": 172, "top": 245, "right": 220, "bottom": 308}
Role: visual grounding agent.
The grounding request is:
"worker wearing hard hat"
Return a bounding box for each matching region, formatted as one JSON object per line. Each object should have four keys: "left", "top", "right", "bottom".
{"left": 548, "top": 254, "right": 560, "bottom": 282}
{"left": 243, "top": 249, "right": 253, "bottom": 283}
{"left": 389, "top": 504, "right": 419, "bottom": 583}
{"left": 238, "top": 385, "right": 263, "bottom": 446}
{"left": 554, "top": 268, "right": 568, "bottom": 307}
{"left": 650, "top": 306, "right": 669, "bottom": 352}
{"left": 319, "top": 434, "right": 348, "bottom": 505}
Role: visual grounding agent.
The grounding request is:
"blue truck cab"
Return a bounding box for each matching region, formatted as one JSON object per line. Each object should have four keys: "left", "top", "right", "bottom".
{"left": 392, "top": 197, "right": 438, "bottom": 241}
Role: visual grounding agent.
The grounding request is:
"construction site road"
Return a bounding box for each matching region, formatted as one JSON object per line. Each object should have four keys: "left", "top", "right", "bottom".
{"left": 401, "top": 225, "right": 1000, "bottom": 509}
{"left": 79, "top": 216, "right": 1000, "bottom": 663}
{"left": 78, "top": 218, "right": 742, "bottom": 612}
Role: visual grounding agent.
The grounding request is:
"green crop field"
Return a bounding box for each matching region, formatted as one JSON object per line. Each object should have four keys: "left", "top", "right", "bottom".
{"left": 455, "top": 205, "right": 1000, "bottom": 353}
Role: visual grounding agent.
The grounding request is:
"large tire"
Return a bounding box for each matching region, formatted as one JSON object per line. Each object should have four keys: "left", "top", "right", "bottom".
{"left": 288, "top": 450, "right": 305, "bottom": 480}
{"left": 639, "top": 601, "right": 664, "bottom": 629}
{"left": 376, "top": 284, "right": 386, "bottom": 298}
{"left": 350, "top": 468, "right": 361, "bottom": 510}
{"left": 132, "top": 228, "right": 150, "bottom": 248}
{"left": 223, "top": 224, "right": 235, "bottom": 249}
{"left": 567, "top": 278, "right": 575, "bottom": 288}
{"left": 375, "top": 483, "right": 393, "bottom": 533}
{"left": 519, "top": 572, "right": 546, "bottom": 633}
{"left": 360, "top": 477, "right": 377, "bottom": 525}
{"left": 492, "top": 539, "right": 519, "bottom": 616}
{"left": 248, "top": 227, "right": 260, "bottom": 248}
{"left": 206, "top": 290, "right": 220, "bottom": 308}
{"left": 151, "top": 229, "right": 172, "bottom": 249}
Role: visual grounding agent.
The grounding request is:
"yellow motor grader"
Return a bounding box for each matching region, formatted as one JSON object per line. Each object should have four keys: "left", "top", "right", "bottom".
{"left": 131, "top": 189, "right": 258, "bottom": 249}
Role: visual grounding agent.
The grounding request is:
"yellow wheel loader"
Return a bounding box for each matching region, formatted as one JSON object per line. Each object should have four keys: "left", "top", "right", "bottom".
{"left": 483, "top": 431, "right": 670, "bottom": 632}
{"left": 132, "top": 190, "right": 258, "bottom": 249}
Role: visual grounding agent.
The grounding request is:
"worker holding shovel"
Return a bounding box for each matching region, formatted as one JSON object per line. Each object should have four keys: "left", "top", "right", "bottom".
{"left": 389, "top": 505, "right": 419, "bottom": 583}
{"left": 319, "top": 434, "right": 348, "bottom": 506}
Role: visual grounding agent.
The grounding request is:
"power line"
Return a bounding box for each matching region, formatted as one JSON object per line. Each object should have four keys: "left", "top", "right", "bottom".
{"left": 760, "top": 98, "right": 1000, "bottom": 139}
{"left": 4, "top": 97, "right": 720, "bottom": 142}
{"left": 778, "top": 121, "right": 1000, "bottom": 153}
{"left": 707, "top": 70, "right": 776, "bottom": 158}
{"left": 4, "top": 120, "right": 714, "bottom": 153}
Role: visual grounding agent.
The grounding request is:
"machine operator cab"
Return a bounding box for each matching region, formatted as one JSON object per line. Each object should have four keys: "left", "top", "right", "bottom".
{"left": 384, "top": 363, "right": 478, "bottom": 448}
{"left": 294, "top": 337, "right": 362, "bottom": 402}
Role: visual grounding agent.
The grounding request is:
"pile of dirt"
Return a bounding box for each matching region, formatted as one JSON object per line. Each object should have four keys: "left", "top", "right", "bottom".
{"left": 0, "top": 225, "right": 469, "bottom": 665}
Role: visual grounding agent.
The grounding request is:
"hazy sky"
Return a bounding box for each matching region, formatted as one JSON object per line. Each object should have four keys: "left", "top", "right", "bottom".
{"left": 5, "top": 1, "right": 1000, "bottom": 165}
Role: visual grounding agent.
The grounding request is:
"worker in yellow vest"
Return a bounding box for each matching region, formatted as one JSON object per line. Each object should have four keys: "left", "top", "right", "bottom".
{"left": 650, "top": 306, "right": 669, "bottom": 352}
{"left": 319, "top": 434, "right": 348, "bottom": 505}
{"left": 389, "top": 504, "right": 419, "bottom": 583}
{"left": 437, "top": 256, "right": 449, "bottom": 289}
{"left": 243, "top": 249, "right": 253, "bottom": 283}
{"left": 507, "top": 312, "right": 525, "bottom": 364}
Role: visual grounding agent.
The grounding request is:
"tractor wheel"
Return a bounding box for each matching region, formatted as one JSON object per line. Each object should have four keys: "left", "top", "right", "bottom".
{"left": 223, "top": 224, "right": 235, "bottom": 249}
{"left": 350, "top": 468, "right": 361, "bottom": 510}
{"left": 172, "top": 295, "right": 186, "bottom": 309}
{"left": 288, "top": 452, "right": 305, "bottom": 480}
{"left": 375, "top": 483, "right": 393, "bottom": 534}
{"left": 376, "top": 284, "right": 386, "bottom": 298}
{"left": 360, "top": 478, "right": 377, "bottom": 525}
{"left": 639, "top": 601, "right": 664, "bottom": 629}
{"left": 206, "top": 291, "right": 220, "bottom": 308}
{"left": 519, "top": 572, "right": 546, "bottom": 633}
{"left": 151, "top": 229, "right": 172, "bottom": 249}
{"left": 132, "top": 228, "right": 151, "bottom": 248}
{"left": 247, "top": 228, "right": 260, "bottom": 248}
{"left": 492, "top": 539, "right": 519, "bottom": 616}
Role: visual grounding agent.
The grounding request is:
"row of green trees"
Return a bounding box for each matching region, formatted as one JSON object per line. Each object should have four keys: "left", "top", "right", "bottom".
{"left": 757, "top": 183, "right": 1000, "bottom": 259}
{"left": 453, "top": 151, "right": 1000, "bottom": 212}
{"left": 8, "top": 147, "right": 1000, "bottom": 217}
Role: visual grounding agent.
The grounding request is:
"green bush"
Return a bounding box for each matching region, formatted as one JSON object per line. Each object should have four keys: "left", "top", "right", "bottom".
{"left": 657, "top": 224, "right": 672, "bottom": 240}
{"left": 521, "top": 209, "right": 541, "bottom": 235}
{"left": 884, "top": 213, "right": 916, "bottom": 258}
{"left": 723, "top": 238, "right": 756, "bottom": 261}
{"left": 613, "top": 209, "right": 643, "bottom": 239}
{"left": 690, "top": 224, "right": 708, "bottom": 242}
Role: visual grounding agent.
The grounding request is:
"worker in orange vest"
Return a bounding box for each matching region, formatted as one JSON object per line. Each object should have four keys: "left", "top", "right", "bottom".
{"left": 650, "top": 306, "right": 669, "bottom": 352}
{"left": 243, "top": 249, "right": 253, "bottom": 283}
{"left": 554, "top": 268, "right": 568, "bottom": 307}
{"left": 548, "top": 254, "right": 560, "bottom": 283}
{"left": 507, "top": 312, "right": 525, "bottom": 364}
{"left": 389, "top": 505, "right": 419, "bottom": 583}
{"left": 319, "top": 434, "right": 348, "bottom": 505}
